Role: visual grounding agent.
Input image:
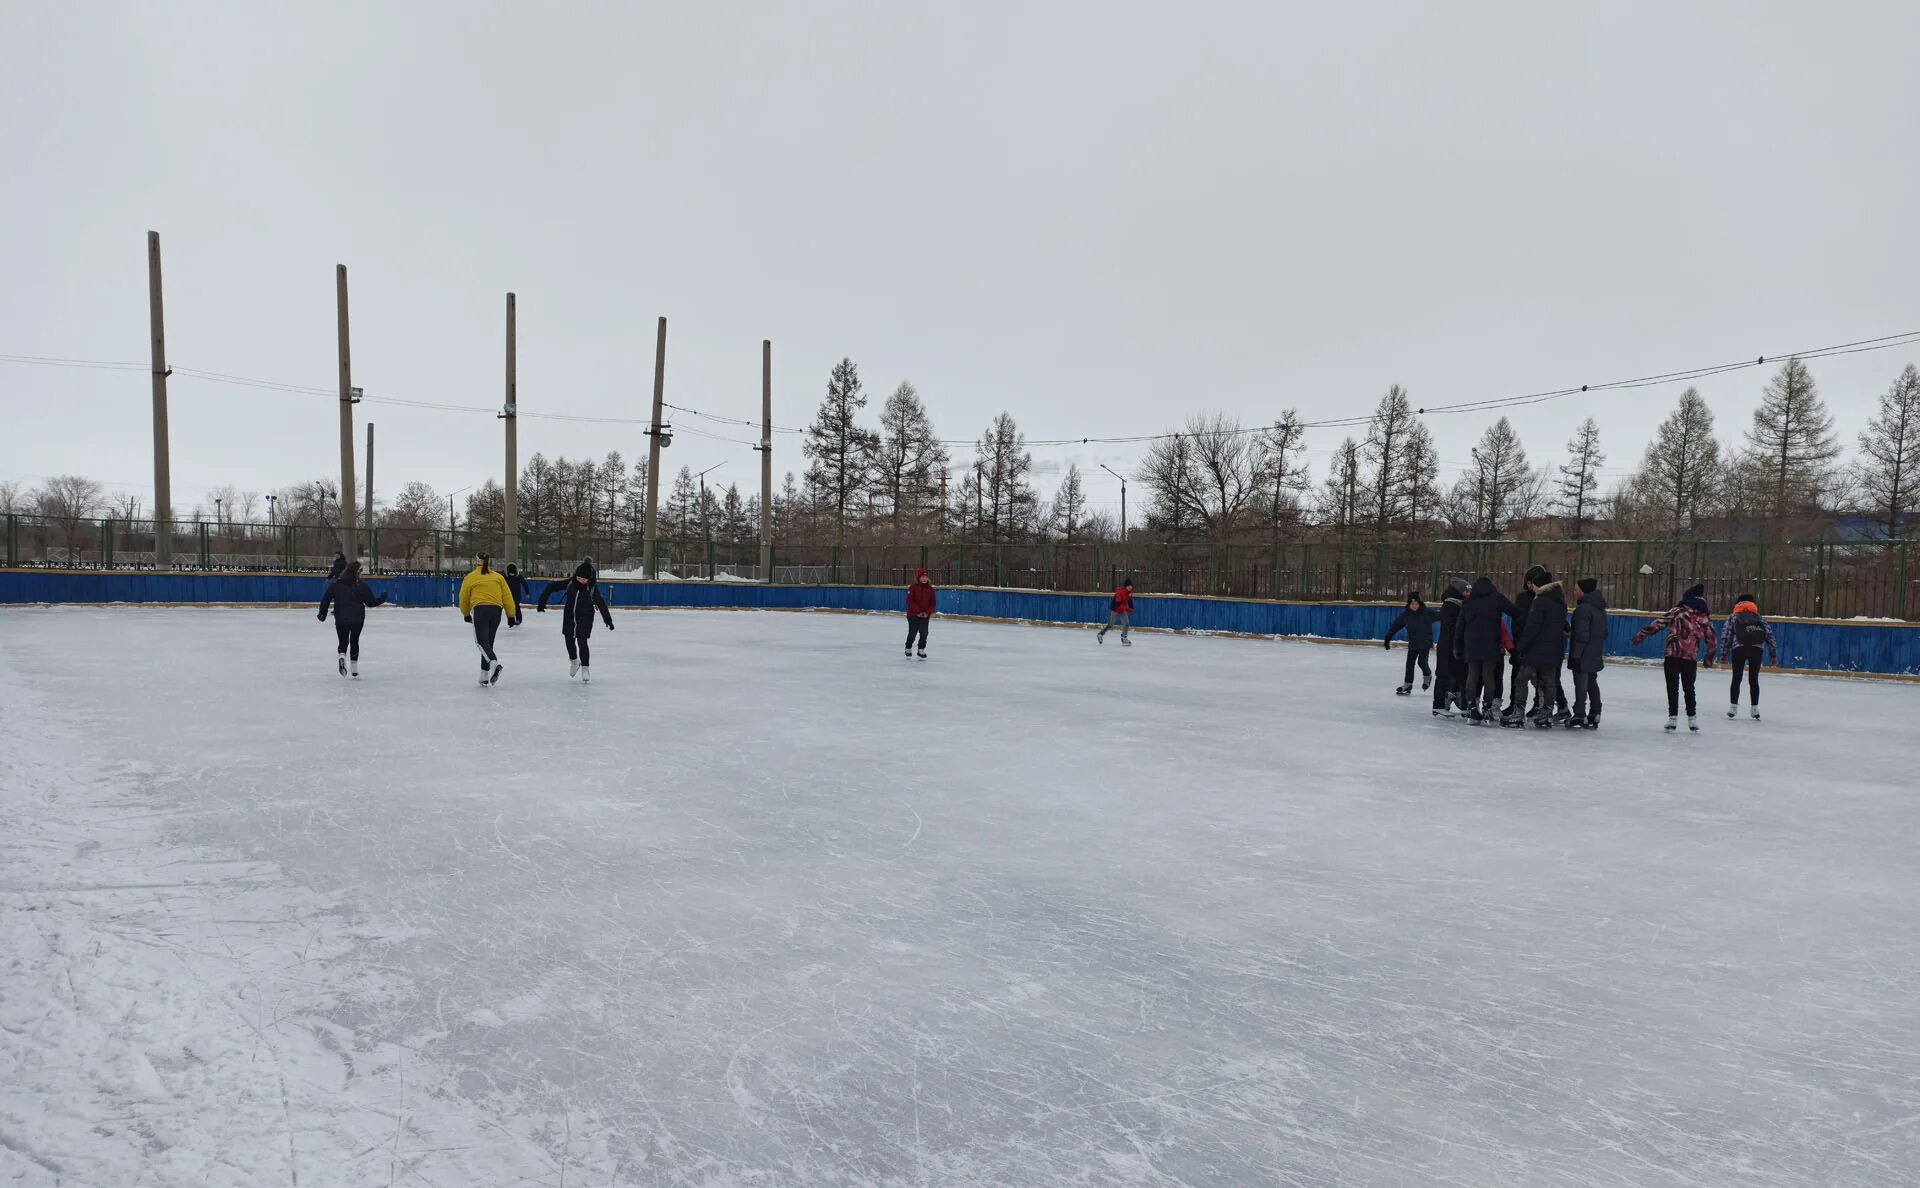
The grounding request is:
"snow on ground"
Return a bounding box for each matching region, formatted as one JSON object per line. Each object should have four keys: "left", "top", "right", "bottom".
{"left": 1, "top": 606, "right": 1916, "bottom": 1187}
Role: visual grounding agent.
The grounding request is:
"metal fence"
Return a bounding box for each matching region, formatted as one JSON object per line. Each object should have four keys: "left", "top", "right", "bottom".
{"left": 4, "top": 515, "right": 1914, "bottom": 619}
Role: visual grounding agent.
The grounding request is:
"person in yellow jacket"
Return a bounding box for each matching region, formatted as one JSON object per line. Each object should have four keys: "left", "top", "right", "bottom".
{"left": 458, "top": 553, "right": 519, "bottom": 685}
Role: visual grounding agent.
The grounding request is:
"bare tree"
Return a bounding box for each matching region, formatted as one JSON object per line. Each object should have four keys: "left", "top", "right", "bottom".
{"left": 1447, "top": 417, "right": 1535, "bottom": 536}
{"left": 1397, "top": 420, "right": 1441, "bottom": 535}
{"left": 464, "top": 481, "right": 506, "bottom": 550}
{"left": 974, "top": 412, "right": 1037, "bottom": 542}
{"left": 0, "top": 479, "right": 23, "bottom": 515}
{"left": 34, "top": 475, "right": 105, "bottom": 560}
{"left": 1316, "top": 437, "right": 1364, "bottom": 535}
{"left": 873, "top": 381, "right": 948, "bottom": 540}
{"left": 1740, "top": 357, "right": 1840, "bottom": 531}
{"left": 1626, "top": 387, "right": 1722, "bottom": 537}
{"left": 1554, "top": 418, "right": 1606, "bottom": 538}
{"left": 1854, "top": 363, "right": 1920, "bottom": 538}
{"left": 109, "top": 491, "right": 144, "bottom": 521}
{"left": 1052, "top": 463, "right": 1088, "bottom": 542}
{"left": 803, "top": 358, "right": 878, "bottom": 544}
{"left": 1138, "top": 413, "right": 1263, "bottom": 538}
{"left": 1361, "top": 384, "right": 1417, "bottom": 532}
{"left": 1257, "top": 411, "right": 1311, "bottom": 533}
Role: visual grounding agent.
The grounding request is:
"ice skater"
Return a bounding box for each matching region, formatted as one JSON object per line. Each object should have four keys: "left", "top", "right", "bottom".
{"left": 327, "top": 546, "right": 348, "bottom": 582}
{"left": 1453, "top": 576, "right": 1519, "bottom": 723}
{"left": 1633, "top": 583, "right": 1715, "bottom": 732}
{"left": 317, "top": 559, "right": 388, "bottom": 677}
{"left": 504, "top": 563, "right": 532, "bottom": 626}
{"left": 1098, "top": 577, "right": 1135, "bottom": 646}
{"left": 905, "top": 567, "right": 936, "bottom": 659}
{"left": 1431, "top": 577, "right": 1470, "bottom": 717}
{"left": 536, "top": 558, "right": 615, "bottom": 681}
{"left": 1510, "top": 568, "right": 1570, "bottom": 728}
{"left": 1718, "top": 592, "right": 1779, "bottom": 719}
{"left": 459, "top": 552, "right": 519, "bottom": 686}
{"left": 1566, "top": 577, "right": 1607, "bottom": 729}
{"left": 1383, "top": 590, "right": 1439, "bottom": 695}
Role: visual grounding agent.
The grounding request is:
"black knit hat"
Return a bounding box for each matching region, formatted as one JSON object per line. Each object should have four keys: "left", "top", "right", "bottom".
{"left": 1525, "top": 564, "right": 1551, "bottom": 586}
{"left": 1577, "top": 577, "right": 1597, "bottom": 594}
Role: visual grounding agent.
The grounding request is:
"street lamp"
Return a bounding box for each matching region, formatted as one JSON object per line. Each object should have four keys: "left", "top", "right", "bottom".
{"left": 1098, "top": 464, "right": 1128, "bottom": 548}
{"left": 695, "top": 462, "right": 726, "bottom": 579}
{"left": 266, "top": 493, "right": 278, "bottom": 527}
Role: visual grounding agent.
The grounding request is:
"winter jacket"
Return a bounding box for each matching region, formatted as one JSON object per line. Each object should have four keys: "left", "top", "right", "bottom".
{"left": 318, "top": 576, "right": 387, "bottom": 627}
{"left": 327, "top": 553, "right": 348, "bottom": 582}
{"left": 505, "top": 572, "right": 531, "bottom": 616}
{"left": 1384, "top": 601, "right": 1439, "bottom": 652}
{"left": 458, "top": 567, "right": 519, "bottom": 618}
{"left": 1454, "top": 577, "right": 1520, "bottom": 663}
{"left": 1515, "top": 581, "right": 1569, "bottom": 667}
{"left": 1568, "top": 587, "right": 1608, "bottom": 672}
{"left": 906, "top": 578, "right": 937, "bottom": 618}
{"left": 1633, "top": 602, "right": 1714, "bottom": 662}
{"left": 537, "top": 566, "right": 614, "bottom": 636}
{"left": 1111, "top": 585, "right": 1135, "bottom": 614}
{"left": 1434, "top": 581, "right": 1468, "bottom": 664}
{"left": 1717, "top": 601, "right": 1779, "bottom": 662}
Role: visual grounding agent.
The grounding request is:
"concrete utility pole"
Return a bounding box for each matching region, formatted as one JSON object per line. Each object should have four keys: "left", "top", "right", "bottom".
{"left": 1101, "top": 463, "right": 1128, "bottom": 575}
{"left": 642, "top": 316, "right": 668, "bottom": 577}
{"left": 758, "top": 339, "right": 773, "bottom": 582}
{"left": 939, "top": 466, "right": 949, "bottom": 541}
{"left": 336, "top": 264, "right": 358, "bottom": 559}
{"left": 502, "top": 293, "right": 517, "bottom": 562}
{"left": 364, "top": 422, "right": 375, "bottom": 556}
{"left": 147, "top": 231, "right": 173, "bottom": 565}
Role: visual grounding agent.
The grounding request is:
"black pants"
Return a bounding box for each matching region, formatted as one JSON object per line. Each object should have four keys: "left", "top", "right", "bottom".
{"left": 1462, "top": 658, "right": 1504, "bottom": 712}
{"left": 906, "top": 616, "right": 929, "bottom": 652}
{"left": 564, "top": 629, "right": 591, "bottom": 666}
{"left": 1729, "top": 646, "right": 1762, "bottom": 705}
{"left": 333, "top": 621, "right": 363, "bottom": 660}
{"left": 1570, "top": 665, "right": 1602, "bottom": 719}
{"left": 1402, "top": 647, "right": 1431, "bottom": 685}
{"left": 1432, "top": 655, "right": 1462, "bottom": 710}
{"left": 473, "top": 605, "right": 503, "bottom": 667}
{"left": 1529, "top": 662, "right": 1563, "bottom": 716}
{"left": 1663, "top": 656, "right": 1698, "bottom": 717}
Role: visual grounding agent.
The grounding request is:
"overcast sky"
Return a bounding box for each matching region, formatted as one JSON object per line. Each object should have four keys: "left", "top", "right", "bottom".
{"left": 3, "top": 1, "right": 1916, "bottom": 519}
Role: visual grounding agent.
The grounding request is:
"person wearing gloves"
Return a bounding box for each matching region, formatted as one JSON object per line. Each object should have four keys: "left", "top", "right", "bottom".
{"left": 1098, "top": 577, "right": 1135, "bottom": 646}
{"left": 1383, "top": 590, "right": 1439, "bottom": 696}
{"left": 1633, "top": 583, "right": 1715, "bottom": 732}
{"left": 536, "top": 557, "right": 615, "bottom": 681}
{"left": 905, "top": 568, "right": 937, "bottom": 659}
{"left": 1566, "top": 577, "right": 1608, "bottom": 729}
{"left": 458, "top": 553, "right": 519, "bottom": 686}
{"left": 317, "top": 559, "right": 388, "bottom": 677}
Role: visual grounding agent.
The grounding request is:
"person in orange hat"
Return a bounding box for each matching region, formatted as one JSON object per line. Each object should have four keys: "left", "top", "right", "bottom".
{"left": 905, "top": 568, "right": 937, "bottom": 659}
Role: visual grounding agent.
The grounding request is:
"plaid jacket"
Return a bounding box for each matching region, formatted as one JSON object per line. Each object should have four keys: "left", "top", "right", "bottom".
{"left": 1633, "top": 605, "right": 1715, "bottom": 661}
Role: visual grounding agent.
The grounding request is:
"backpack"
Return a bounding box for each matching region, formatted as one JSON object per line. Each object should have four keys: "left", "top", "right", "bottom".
{"left": 1733, "top": 610, "right": 1768, "bottom": 647}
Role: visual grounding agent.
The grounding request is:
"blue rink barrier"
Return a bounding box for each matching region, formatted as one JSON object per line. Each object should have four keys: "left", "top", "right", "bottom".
{"left": 5, "top": 570, "right": 1919, "bottom": 678}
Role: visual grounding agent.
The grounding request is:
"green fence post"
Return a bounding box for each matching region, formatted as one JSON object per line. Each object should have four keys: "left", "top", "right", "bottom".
{"left": 1814, "top": 541, "right": 1829, "bottom": 616}
{"left": 1631, "top": 540, "right": 1644, "bottom": 609}
{"left": 1755, "top": 542, "right": 1768, "bottom": 610}
{"left": 196, "top": 521, "right": 208, "bottom": 569}
{"left": 102, "top": 519, "right": 115, "bottom": 569}
{"left": 993, "top": 547, "right": 1002, "bottom": 589}
{"left": 4, "top": 514, "right": 15, "bottom": 567}
{"left": 1897, "top": 541, "right": 1909, "bottom": 620}
{"left": 830, "top": 546, "right": 840, "bottom": 584}
{"left": 707, "top": 539, "right": 716, "bottom": 581}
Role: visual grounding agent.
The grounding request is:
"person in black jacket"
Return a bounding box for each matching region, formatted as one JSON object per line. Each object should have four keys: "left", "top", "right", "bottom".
{"left": 504, "top": 564, "right": 531, "bottom": 626}
{"left": 1453, "top": 576, "right": 1519, "bottom": 722}
{"left": 1383, "top": 590, "right": 1439, "bottom": 695}
{"left": 1567, "top": 577, "right": 1607, "bottom": 728}
{"left": 536, "top": 557, "right": 615, "bottom": 681}
{"left": 1510, "top": 569, "right": 1570, "bottom": 728}
{"left": 327, "top": 547, "right": 348, "bottom": 582}
{"left": 317, "top": 560, "right": 388, "bottom": 677}
{"left": 1430, "top": 577, "right": 1470, "bottom": 716}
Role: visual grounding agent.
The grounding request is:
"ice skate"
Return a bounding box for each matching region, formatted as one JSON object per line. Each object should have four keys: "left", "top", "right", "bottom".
{"left": 1552, "top": 708, "right": 1572, "bottom": 726}
{"left": 917, "top": 651, "right": 927, "bottom": 660}
{"left": 338, "top": 656, "right": 347, "bottom": 677}
{"left": 1665, "top": 715, "right": 1678, "bottom": 732}
{"left": 1096, "top": 632, "right": 1104, "bottom": 645}
{"left": 580, "top": 666, "right": 589, "bottom": 683}
{"left": 349, "top": 662, "right": 359, "bottom": 678}
{"left": 490, "top": 662, "right": 504, "bottom": 686}
{"left": 1121, "top": 637, "right": 1132, "bottom": 647}
{"left": 1566, "top": 714, "right": 1589, "bottom": 729}
{"left": 1421, "top": 673, "right": 1432, "bottom": 690}
{"left": 1687, "top": 715, "right": 1699, "bottom": 733}
{"left": 904, "top": 648, "right": 913, "bottom": 658}
{"left": 479, "top": 665, "right": 492, "bottom": 686}
{"left": 1395, "top": 683, "right": 1412, "bottom": 696}
{"left": 570, "top": 658, "right": 581, "bottom": 677}
{"left": 1727, "top": 704, "right": 1737, "bottom": 718}
{"left": 1751, "top": 707, "right": 1761, "bottom": 720}
{"left": 1587, "top": 712, "right": 1601, "bottom": 731}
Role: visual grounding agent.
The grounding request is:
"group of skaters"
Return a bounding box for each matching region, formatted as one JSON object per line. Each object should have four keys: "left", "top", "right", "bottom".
{"left": 317, "top": 549, "right": 614, "bottom": 684}
{"left": 1384, "top": 565, "right": 1782, "bottom": 732}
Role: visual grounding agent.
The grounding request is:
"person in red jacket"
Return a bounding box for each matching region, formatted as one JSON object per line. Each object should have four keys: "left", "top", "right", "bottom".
{"left": 905, "top": 568, "right": 936, "bottom": 659}
{"left": 1098, "top": 577, "right": 1135, "bottom": 646}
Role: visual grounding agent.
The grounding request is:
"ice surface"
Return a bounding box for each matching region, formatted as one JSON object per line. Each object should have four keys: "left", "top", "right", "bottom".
{"left": 2, "top": 606, "right": 1917, "bottom": 1186}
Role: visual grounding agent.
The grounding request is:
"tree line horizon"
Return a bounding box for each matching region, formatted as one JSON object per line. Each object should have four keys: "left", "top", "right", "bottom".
{"left": 10, "top": 357, "right": 1918, "bottom": 557}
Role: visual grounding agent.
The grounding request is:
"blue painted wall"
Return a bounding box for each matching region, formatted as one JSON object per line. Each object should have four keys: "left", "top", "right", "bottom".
{"left": 4, "top": 571, "right": 1917, "bottom": 676}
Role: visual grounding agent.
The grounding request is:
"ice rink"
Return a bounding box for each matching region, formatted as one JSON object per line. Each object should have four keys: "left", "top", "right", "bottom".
{"left": 2, "top": 605, "right": 1917, "bottom": 1187}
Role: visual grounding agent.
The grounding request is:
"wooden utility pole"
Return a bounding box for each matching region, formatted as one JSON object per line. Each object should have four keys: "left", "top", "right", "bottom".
{"left": 336, "top": 264, "right": 358, "bottom": 558}
{"left": 147, "top": 231, "right": 172, "bottom": 565}
{"left": 502, "top": 293, "right": 518, "bottom": 562}
{"left": 758, "top": 339, "right": 773, "bottom": 582}
{"left": 364, "top": 422, "right": 375, "bottom": 557}
{"left": 642, "top": 316, "right": 668, "bottom": 577}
